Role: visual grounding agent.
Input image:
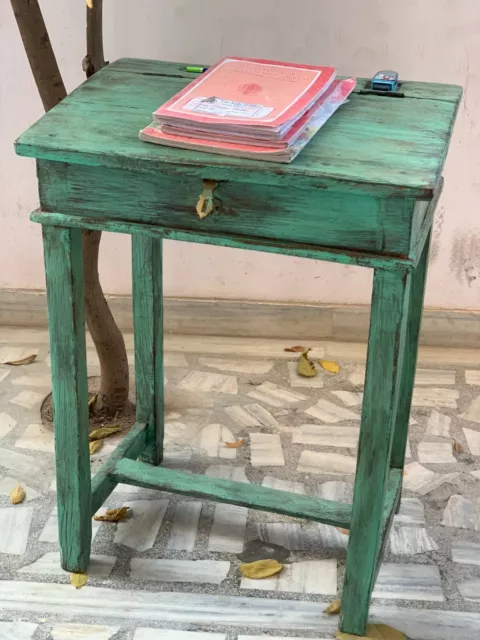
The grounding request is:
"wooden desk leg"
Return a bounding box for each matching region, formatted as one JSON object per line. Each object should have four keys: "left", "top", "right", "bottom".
{"left": 340, "top": 267, "right": 410, "bottom": 636}
{"left": 391, "top": 233, "right": 431, "bottom": 479}
{"left": 43, "top": 226, "right": 91, "bottom": 573}
{"left": 132, "top": 235, "right": 164, "bottom": 465}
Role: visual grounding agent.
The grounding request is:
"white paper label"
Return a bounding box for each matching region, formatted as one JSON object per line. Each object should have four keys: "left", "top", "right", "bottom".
{"left": 183, "top": 96, "right": 274, "bottom": 119}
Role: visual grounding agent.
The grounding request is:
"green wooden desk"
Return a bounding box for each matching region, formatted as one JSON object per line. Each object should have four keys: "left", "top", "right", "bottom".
{"left": 15, "top": 59, "right": 461, "bottom": 636}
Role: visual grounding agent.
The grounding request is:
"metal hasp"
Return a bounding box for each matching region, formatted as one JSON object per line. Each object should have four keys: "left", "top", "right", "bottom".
{"left": 196, "top": 179, "right": 218, "bottom": 219}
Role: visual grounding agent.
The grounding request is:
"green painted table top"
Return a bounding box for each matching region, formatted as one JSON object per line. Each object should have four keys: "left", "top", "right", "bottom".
{"left": 15, "top": 58, "right": 462, "bottom": 198}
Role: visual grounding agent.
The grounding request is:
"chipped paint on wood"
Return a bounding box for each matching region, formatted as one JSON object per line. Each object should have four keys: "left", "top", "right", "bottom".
{"left": 16, "top": 58, "right": 462, "bottom": 199}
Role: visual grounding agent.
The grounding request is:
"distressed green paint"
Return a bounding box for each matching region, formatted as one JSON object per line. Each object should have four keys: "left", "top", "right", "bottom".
{"left": 410, "top": 179, "right": 443, "bottom": 267}
{"left": 132, "top": 236, "right": 164, "bottom": 465}
{"left": 31, "top": 210, "right": 415, "bottom": 271}
{"left": 16, "top": 57, "right": 462, "bottom": 637}
{"left": 391, "top": 232, "right": 432, "bottom": 472}
{"left": 382, "top": 469, "right": 403, "bottom": 524}
{"left": 42, "top": 226, "right": 91, "bottom": 573}
{"left": 90, "top": 422, "right": 147, "bottom": 514}
{"left": 16, "top": 59, "right": 461, "bottom": 197}
{"left": 113, "top": 459, "right": 352, "bottom": 527}
{"left": 109, "top": 59, "right": 464, "bottom": 103}
{"left": 37, "top": 160, "right": 416, "bottom": 256}
{"left": 340, "top": 268, "right": 410, "bottom": 635}
{"left": 372, "top": 468, "right": 403, "bottom": 584}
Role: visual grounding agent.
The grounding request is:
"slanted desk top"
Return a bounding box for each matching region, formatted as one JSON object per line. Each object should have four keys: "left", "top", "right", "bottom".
{"left": 17, "top": 59, "right": 462, "bottom": 268}
{"left": 16, "top": 58, "right": 461, "bottom": 198}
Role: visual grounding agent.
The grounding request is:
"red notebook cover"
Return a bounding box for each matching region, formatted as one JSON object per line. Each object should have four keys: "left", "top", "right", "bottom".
{"left": 154, "top": 57, "right": 336, "bottom": 130}
{"left": 141, "top": 78, "right": 356, "bottom": 164}
{"left": 159, "top": 79, "right": 343, "bottom": 149}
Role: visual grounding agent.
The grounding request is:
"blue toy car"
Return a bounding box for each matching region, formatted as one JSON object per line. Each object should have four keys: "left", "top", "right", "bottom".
{"left": 371, "top": 70, "right": 399, "bottom": 92}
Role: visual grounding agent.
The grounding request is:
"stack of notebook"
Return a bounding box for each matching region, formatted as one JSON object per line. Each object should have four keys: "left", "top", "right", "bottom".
{"left": 140, "top": 57, "right": 355, "bottom": 163}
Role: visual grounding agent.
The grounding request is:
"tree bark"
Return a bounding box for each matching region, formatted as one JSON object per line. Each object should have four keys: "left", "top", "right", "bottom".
{"left": 82, "top": 0, "right": 128, "bottom": 414}
{"left": 83, "top": 230, "right": 129, "bottom": 413}
{"left": 10, "top": 0, "right": 66, "bottom": 110}
{"left": 10, "top": 0, "right": 129, "bottom": 415}
{"left": 83, "top": 0, "right": 107, "bottom": 78}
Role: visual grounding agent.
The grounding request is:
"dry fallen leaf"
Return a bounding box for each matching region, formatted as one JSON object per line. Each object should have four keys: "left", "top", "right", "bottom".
{"left": 88, "top": 392, "right": 98, "bottom": 414}
{"left": 10, "top": 484, "right": 26, "bottom": 505}
{"left": 337, "top": 527, "right": 349, "bottom": 536}
{"left": 319, "top": 359, "right": 340, "bottom": 374}
{"left": 89, "top": 425, "right": 122, "bottom": 441}
{"left": 70, "top": 572, "right": 88, "bottom": 589}
{"left": 284, "top": 345, "right": 307, "bottom": 352}
{"left": 94, "top": 506, "right": 130, "bottom": 523}
{"left": 86, "top": 0, "right": 94, "bottom": 9}
{"left": 453, "top": 441, "right": 463, "bottom": 453}
{"left": 89, "top": 439, "right": 103, "bottom": 455}
{"left": 298, "top": 348, "right": 317, "bottom": 378}
{"left": 239, "top": 559, "right": 284, "bottom": 579}
{"left": 224, "top": 438, "right": 245, "bottom": 449}
{"left": 324, "top": 599, "right": 341, "bottom": 615}
{"left": 5, "top": 354, "right": 37, "bottom": 366}
{"left": 336, "top": 623, "right": 406, "bottom": 640}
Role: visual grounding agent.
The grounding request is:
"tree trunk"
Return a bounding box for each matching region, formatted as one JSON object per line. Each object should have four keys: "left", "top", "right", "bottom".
{"left": 10, "top": 0, "right": 129, "bottom": 415}
{"left": 82, "top": 0, "right": 129, "bottom": 414}
{"left": 83, "top": 0, "right": 107, "bottom": 78}
{"left": 83, "top": 230, "right": 129, "bottom": 413}
{"left": 10, "top": 0, "right": 66, "bottom": 110}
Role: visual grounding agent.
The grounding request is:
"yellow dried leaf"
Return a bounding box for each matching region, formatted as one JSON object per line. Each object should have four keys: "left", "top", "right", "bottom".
{"left": 89, "top": 425, "right": 121, "bottom": 441}
{"left": 9, "top": 484, "right": 26, "bottom": 505}
{"left": 5, "top": 354, "right": 37, "bottom": 366}
{"left": 324, "top": 599, "right": 341, "bottom": 615}
{"left": 337, "top": 527, "right": 349, "bottom": 536}
{"left": 89, "top": 439, "right": 103, "bottom": 455}
{"left": 224, "top": 438, "right": 245, "bottom": 449}
{"left": 86, "top": 0, "right": 93, "bottom": 9}
{"left": 298, "top": 349, "right": 317, "bottom": 378}
{"left": 88, "top": 392, "right": 98, "bottom": 414}
{"left": 239, "top": 559, "right": 284, "bottom": 579}
{"left": 94, "top": 506, "right": 130, "bottom": 523}
{"left": 71, "top": 572, "right": 88, "bottom": 589}
{"left": 284, "top": 345, "right": 307, "bottom": 352}
{"left": 319, "top": 359, "right": 340, "bottom": 374}
{"left": 336, "top": 624, "right": 406, "bottom": 640}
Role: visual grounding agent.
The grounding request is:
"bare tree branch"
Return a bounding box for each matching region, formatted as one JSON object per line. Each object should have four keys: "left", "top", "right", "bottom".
{"left": 82, "top": 0, "right": 129, "bottom": 415}
{"left": 10, "top": 0, "right": 66, "bottom": 111}
{"left": 11, "top": 0, "right": 130, "bottom": 416}
{"left": 83, "top": 230, "right": 129, "bottom": 414}
{"left": 83, "top": 0, "right": 107, "bottom": 78}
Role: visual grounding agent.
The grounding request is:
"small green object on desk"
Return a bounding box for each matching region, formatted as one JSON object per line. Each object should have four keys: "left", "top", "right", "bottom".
{"left": 185, "top": 65, "right": 208, "bottom": 73}
{"left": 14, "top": 58, "right": 462, "bottom": 637}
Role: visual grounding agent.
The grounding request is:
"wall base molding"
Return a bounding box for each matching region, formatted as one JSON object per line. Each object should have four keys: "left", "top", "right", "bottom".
{"left": 0, "top": 289, "right": 478, "bottom": 349}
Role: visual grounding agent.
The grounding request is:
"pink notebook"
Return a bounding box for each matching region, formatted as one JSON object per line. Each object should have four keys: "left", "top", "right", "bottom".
{"left": 154, "top": 57, "right": 336, "bottom": 133}
{"left": 141, "top": 78, "right": 356, "bottom": 164}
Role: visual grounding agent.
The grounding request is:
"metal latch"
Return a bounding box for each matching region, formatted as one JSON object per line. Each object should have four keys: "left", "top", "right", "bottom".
{"left": 196, "top": 180, "right": 218, "bottom": 219}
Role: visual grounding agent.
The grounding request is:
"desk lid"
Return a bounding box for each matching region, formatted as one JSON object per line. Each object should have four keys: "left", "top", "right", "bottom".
{"left": 15, "top": 58, "right": 462, "bottom": 198}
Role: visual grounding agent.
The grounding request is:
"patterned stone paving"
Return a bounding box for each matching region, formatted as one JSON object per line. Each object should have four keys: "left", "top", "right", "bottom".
{"left": 1, "top": 329, "right": 480, "bottom": 639}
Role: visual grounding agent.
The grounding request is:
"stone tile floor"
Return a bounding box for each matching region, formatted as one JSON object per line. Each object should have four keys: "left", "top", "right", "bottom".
{"left": 1, "top": 328, "right": 480, "bottom": 639}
